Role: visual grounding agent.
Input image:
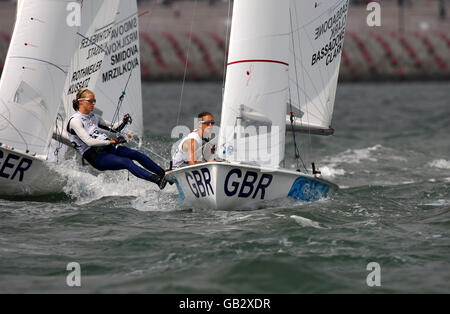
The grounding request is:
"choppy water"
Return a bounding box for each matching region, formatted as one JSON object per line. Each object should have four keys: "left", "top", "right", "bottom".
{"left": 1, "top": 82, "right": 449, "bottom": 293}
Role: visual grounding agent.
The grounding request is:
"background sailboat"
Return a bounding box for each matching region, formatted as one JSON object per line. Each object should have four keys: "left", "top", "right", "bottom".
{"left": 0, "top": 0, "right": 119, "bottom": 195}
{"left": 168, "top": 0, "right": 349, "bottom": 209}
{"left": 0, "top": 0, "right": 80, "bottom": 194}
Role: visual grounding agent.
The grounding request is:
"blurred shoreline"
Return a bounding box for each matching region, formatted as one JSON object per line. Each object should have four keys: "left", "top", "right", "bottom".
{"left": 1, "top": 0, "right": 449, "bottom": 81}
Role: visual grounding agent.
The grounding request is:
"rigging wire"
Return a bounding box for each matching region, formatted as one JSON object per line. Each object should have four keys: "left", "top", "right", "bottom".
{"left": 175, "top": 0, "right": 198, "bottom": 127}
{"left": 110, "top": 68, "right": 133, "bottom": 130}
{"left": 53, "top": 113, "right": 65, "bottom": 163}
{"left": 0, "top": 109, "right": 29, "bottom": 153}
{"left": 288, "top": 90, "right": 308, "bottom": 173}
{"left": 106, "top": 68, "right": 171, "bottom": 165}
{"left": 289, "top": 8, "right": 309, "bottom": 174}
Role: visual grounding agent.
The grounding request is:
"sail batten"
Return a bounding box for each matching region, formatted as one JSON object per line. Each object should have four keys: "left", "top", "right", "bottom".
{"left": 228, "top": 59, "right": 289, "bottom": 67}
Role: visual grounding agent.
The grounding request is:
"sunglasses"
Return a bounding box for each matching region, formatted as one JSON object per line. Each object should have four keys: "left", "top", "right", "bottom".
{"left": 200, "top": 120, "right": 215, "bottom": 126}
{"left": 78, "top": 98, "right": 96, "bottom": 103}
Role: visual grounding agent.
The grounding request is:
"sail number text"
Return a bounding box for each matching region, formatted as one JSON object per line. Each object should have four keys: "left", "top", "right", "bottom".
{"left": 0, "top": 151, "right": 33, "bottom": 182}
{"left": 185, "top": 168, "right": 273, "bottom": 199}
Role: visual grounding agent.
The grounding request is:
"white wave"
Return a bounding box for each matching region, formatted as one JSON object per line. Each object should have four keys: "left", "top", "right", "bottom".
{"left": 428, "top": 159, "right": 450, "bottom": 170}
{"left": 51, "top": 158, "right": 161, "bottom": 205}
{"left": 279, "top": 237, "right": 293, "bottom": 247}
{"left": 323, "top": 144, "right": 383, "bottom": 164}
{"left": 290, "top": 215, "right": 324, "bottom": 229}
{"left": 319, "top": 165, "right": 346, "bottom": 178}
{"left": 423, "top": 199, "right": 450, "bottom": 206}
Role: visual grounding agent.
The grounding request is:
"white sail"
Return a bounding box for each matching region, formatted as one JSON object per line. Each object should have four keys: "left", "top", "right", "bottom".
{"left": 0, "top": 0, "right": 80, "bottom": 157}
{"left": 62, "top": 0, "right": 120, "bottom": 120}
{"left": 287, "top": 0, "right": 349, "bottom": 134}
{"left": 217, "top": 0, "right": 290, "bottom": 168}
{"left": 94, "top": 0, "right": 143, "bottom": 137}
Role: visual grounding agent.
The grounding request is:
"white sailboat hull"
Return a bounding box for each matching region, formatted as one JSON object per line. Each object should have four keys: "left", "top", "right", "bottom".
{"left": 167, "top": 162, "right": 338, "bottom": 210}
{"left": 0, "top": 146, "right": 65, "bottom": 196}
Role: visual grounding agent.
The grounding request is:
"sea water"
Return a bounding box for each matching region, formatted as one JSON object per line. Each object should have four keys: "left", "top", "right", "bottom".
{"left": 0, "top": 81, "right": 449, "bottom": 293}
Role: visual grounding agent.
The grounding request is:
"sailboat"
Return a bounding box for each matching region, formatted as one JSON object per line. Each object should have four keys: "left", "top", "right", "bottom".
{"left": 0, "top": 0, "right": 127, "bottom": 195}
{"left": 167, "top": 0, "right": 349, "bottom": 210}
{"left": 57, "top": 0, "right": 143, "bottom": 148}
{"left": 0, "top": 0, "right": 81, "bottom": 195}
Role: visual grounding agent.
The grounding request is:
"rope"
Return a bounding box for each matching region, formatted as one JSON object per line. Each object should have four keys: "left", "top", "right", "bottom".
{"left": 110, "top": 68, "right": 133, "bottom": 131}
{"left": 175, "top": 0, "right": 198, "bottom": 127}
{"left": 53, "top": 113, "right": 65, "bottom": 163}
{"left": 0, "top": 109, "right": 29, "bottom": 153}
{"left": 127, "top": 138, "right": 170, "bottom": 164}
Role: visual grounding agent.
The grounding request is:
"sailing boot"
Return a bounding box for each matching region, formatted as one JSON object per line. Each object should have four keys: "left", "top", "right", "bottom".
{"left": 158, "top": 176, "right": 168, "bottom": 190}
{"left": 149, "top": 174, "right": 167, "bottom": 190}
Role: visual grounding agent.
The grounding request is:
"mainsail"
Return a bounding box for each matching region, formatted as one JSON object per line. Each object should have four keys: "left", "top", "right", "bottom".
{"left": 0, "top": 0, "right": 79, "bottom": 157}
{"left": 287, "top": 0, "right": 349, "bottom": 135}
{"left": 62, "top": 0, "right": 120, "bottom": 120}
{"left": 94, "top": 0, "right": 143, "bottom": 138}
{"left": 217, "top": 0, "right": 290, "bottom": 168}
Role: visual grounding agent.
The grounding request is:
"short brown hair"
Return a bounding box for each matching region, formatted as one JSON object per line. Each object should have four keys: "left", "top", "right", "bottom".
{"left": 198, "top": 112, "right": 213, "bottom": 119}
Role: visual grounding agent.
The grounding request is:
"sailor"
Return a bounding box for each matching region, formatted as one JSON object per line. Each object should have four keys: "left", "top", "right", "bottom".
{"left": 67, "top": 88, "right": 169, "bottom": 189}
{"left": 172, "top": 112, "right": 216, "bottom": 168}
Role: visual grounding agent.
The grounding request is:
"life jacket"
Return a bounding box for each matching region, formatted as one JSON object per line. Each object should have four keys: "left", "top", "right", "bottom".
{"left": 66, "top": 112, "right": 109, "bottom": 157}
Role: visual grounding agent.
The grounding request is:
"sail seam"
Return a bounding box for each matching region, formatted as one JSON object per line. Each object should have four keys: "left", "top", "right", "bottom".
{"left": 227, "top": 59, "right": 288, "bottom": 67}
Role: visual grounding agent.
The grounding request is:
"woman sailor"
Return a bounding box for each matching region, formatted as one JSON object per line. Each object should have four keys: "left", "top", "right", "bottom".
{"left": 172, "top": 112, "right": 216, "bottom": 168}
{"left": 67, "top": 88, "right": 168, "bottom": 189}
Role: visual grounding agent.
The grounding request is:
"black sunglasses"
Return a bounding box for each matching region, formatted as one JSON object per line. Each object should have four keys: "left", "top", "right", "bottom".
{"left": 200, "top": 120, "right": 215, "bottom": 126}
{"left": 78, "top": 98, "right": 96, "bottom": 103}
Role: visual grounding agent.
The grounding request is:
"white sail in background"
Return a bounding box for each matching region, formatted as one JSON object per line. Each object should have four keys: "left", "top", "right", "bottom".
{"left": 0, "top": 0, "right": 79, "bottom": 157}
{"left": 95, "top": 0, "right": 143, "bottom": 137}
{"left": 287, "top": 0, "right": 349, "bottom": 134}
{"left": 62, "top": 0, "right": 120, "bottom": 119}
{"left": 218, "top": 0, "right": 290, "bottom": 168}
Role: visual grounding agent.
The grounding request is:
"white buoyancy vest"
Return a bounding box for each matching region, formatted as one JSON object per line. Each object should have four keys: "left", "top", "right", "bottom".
{"left": 172, "top": 130, "right": 203, "bottom": 168}
{"left": 67, "top": 112, "right": 109, "bottom": 156}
